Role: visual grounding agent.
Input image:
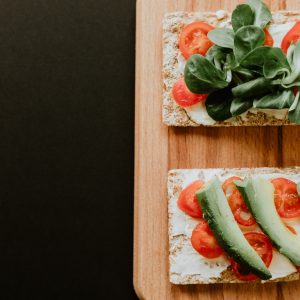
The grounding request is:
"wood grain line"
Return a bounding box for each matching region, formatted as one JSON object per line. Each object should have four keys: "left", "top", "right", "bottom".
{"left": 279, "top": 0, "right": 287, "bottom": 10}
{"left": 277, "top": 127, "right": 283, "bottom": 167}
{"left": 277, "top": 283, "right": 284, "bottom": 300}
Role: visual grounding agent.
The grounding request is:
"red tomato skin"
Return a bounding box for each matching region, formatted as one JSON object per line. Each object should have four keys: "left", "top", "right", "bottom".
{"left": 222, "top": 177, "right": 256, "bottom": 227}
{"left": 179, "top": 21, "right": 214, "bottom": 59}
{"left": 281, "top": 21, "right": 300, "bottom": 53}
{"left": 191, "top": 220, "right": 224, "bottom": 259}
{"left": 286, "top": 224, "right": 297, "bottom": 235}
{"left": 177, "top": 180, "right": 204, "bottom": 218}
{"left": 264, "top": 29, "right": 274, "bottom": 47}
{"left": 271, "top": 178, "right": 300, "bottom": 218}
{"left": 172, "top": 78, "right": 208, "bottom": 107}
{"left": 230, "top": 259, "right": 257, "bottom": 281}
{"left": 244, "top": 232, "right": 273, "bottom": 267}
{"left": 230, "top": 232, "right": 273, "bottom": 281}
{"left": 294, "top": 87, "right": 298, "bottom": 96}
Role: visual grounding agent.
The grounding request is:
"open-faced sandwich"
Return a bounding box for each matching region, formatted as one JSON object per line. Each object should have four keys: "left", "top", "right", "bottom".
{"left": 163, "top": 0, "right": 300, "bottom": 126}
{"left": 168, "top": 167, "right": 300, "bottom": 284}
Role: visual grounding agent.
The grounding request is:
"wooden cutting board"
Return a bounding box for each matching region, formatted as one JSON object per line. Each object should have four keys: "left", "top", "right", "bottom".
{"left": 134, "top": 0, "right": 300, "bottom": 299}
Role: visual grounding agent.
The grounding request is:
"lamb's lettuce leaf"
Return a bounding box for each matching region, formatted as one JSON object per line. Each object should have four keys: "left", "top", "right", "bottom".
{"left": 232, "top": 4, "right": 254, "bottom": 32}
{"left": 231, "top": 77, "right": 273, "bottom": 98}
{"left": 283, "top": 42, "right": 300, "bottom": 87}
{"left": 230, "top": 98, "right": 253, "bottom": 116}
{"left": 208, "top": 28, "right": 235, "bottom": 49}
{"left": 288, "top": 91, "right": 300, "bottom": 123}
{"left": 247, "top": 0, "right": 272, "bottom": 28}
{"left": 184, "top": 54, "right": 229, "bottom": 94}
{"left": 205, "top": 87, "right": 233, "bottom": 121}
{"left": 254, "top": 89, "right": 294, "bottom": 109}
{"left": 234, "top": 25, "right": 265, "bottom": 61}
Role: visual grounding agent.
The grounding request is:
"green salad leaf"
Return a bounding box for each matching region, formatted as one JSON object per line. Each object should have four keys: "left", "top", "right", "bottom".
{"left": 254, "top": 89, "right": 294, "bottom": 109}
{"left": 184, "top": 54, "right": 229, "bottom": 94}
{"left": 283, "top": 42, "right": 300, "bottom": 87}
{"left": 287, "top": 43, "right": 295, "bottom": 66}
{"left": 205, "top": 45, "right": 233, "bottom": 71}
{"left": 233, "top": 67, "right": 256, "bottom": 80}
{"left": 238, "top": 46, "right": 290, "bottom": 79}
{"left": 239, "top": 46, "right": 271, "bottom": 68}
{"left": 231, "top": 4, "right": 254, "bottom": 32}
{"left": 230, "top": 98, "right": 253, "bottom": 116}
{"left": 288, "top": 91, "right": 300, "bottom": 123}
{"left": 234, "top": 25, "right": 265, "bottom": 61}
{"left": 263, "top": 48, "right": 291, "bottom": 79}
{"left": 231, "top": 77, "right": 273, "bottom": 98}
{"left": 205, "top": 87, "right": 233, "bottom": 121}
{"left": 247, "top": 0, "right": 272, "bottom": 28}
{"left": 208, "top": 28, "right": 235, "bottom": 49}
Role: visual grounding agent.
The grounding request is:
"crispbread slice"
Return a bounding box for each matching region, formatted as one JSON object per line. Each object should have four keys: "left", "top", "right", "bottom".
{"left": 168, "top": 167, "right": 300, "bottom": 284}
{"left": 163, "top": 11, "right": 300, "bottom": 127}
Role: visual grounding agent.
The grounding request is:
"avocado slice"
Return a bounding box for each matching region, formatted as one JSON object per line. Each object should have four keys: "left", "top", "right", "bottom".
{"left": 235, "top": 177, "right": 300, "bottom": 266}
{"left": 196, "top": 177, "right": 272, "bottom": 280}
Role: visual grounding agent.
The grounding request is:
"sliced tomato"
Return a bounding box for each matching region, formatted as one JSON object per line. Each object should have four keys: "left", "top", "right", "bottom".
{"left": 286, "top": 224, "right": 297, "bottom": 235}
{"left": 297, "top": 266, "right": 300, "bottom": 272}
{"left": 271, "top": 178, "right": 300, "bottom": 218}
{"left": 231, "top": 232, "right": 273, "bottom": 281}
{"left": 177, "top": 180, "right": 204, "bottom": 218}
{"left": 294, "top": 87, "right": 298, "bottom": 96}
{"left": 281, "top": 21, "right": 300, "bottom": 53}
{"left": 172, "top": 78, "right": 208, "bottom": 107}
{"left": 264, "top": 28, "right": 274, "bottom": 47}
{"left": 179, "top": 21, "right": 214, "bottom": 59}
{"left": 222, "top": 177, "right": 256, "bottom": 227}
{"left": 191, "top": 219, "right": 224, "bottom": 259}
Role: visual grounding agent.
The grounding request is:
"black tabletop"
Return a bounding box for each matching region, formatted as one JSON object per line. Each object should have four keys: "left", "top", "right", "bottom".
{"left": 0, "top": 0, "right": 137, "bottom": 299}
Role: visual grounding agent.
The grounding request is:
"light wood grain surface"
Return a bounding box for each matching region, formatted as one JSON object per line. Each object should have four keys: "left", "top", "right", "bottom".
{"left": 134, "top": 0, "right": 300, "bottom": 299}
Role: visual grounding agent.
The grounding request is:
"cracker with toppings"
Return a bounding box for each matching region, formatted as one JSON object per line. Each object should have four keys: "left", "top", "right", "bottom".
{"left": 163, "top": 9, "right": 300, "bottom": 126}
{"left": 168, "top": 167, "right": 300, "bottom": 284}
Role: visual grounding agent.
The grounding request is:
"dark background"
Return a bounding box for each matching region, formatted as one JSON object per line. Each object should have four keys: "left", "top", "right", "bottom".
{"left": 0, "top": 0, "right": 137, "bottom": 299}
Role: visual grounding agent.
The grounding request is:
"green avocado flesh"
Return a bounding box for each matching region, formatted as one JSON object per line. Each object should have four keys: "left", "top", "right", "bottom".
{"left": 235, "top": 177, "right": 300, "bottom": 266}
{"left": 196, "top": 177, "right": 272, "bottom": 280}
